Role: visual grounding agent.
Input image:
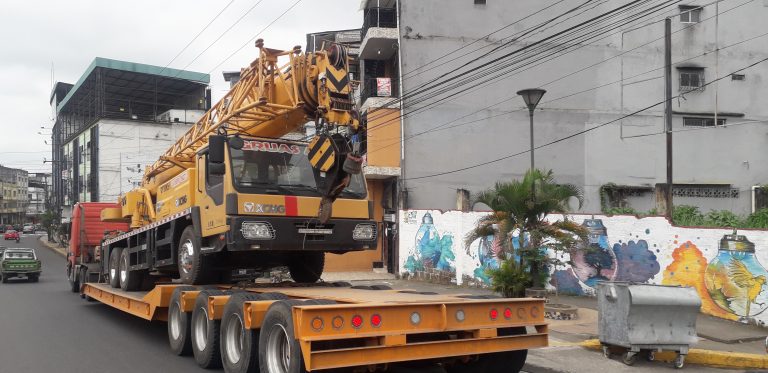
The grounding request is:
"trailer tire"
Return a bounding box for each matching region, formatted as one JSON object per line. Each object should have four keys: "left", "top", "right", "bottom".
{"left": 445, "top": 327, "right": 527, "bottom": 373}
{"left": 220, "top": 293, "right": 270, "bottom": 373}
{"left": 108, "top": 247, "right": 122, "bottom": 288}
{"left": 119, "top": 248, "right": 144, "bottom": 291}
{"left": 191, "top": 289, "right": 227, "bottom": 369}
{"left": 178, "top": 226, "right": 214, "bottom": 285}
{"left": 288, "top": 252, "right": 324, "bottom": 283}
{"left": 259, "top": 300, "right": 308, "bottom": 373}
{"left": 168, "top": 285, "right": 197, "bottom": 356}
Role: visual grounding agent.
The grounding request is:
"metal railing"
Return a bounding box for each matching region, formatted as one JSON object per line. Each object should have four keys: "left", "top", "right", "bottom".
{"left": 362, "top": 7, "right": 397, "bottom": 38}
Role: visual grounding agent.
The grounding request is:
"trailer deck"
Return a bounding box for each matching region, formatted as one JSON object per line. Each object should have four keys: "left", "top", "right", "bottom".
{"left": 83, "top": 281, "right": 548, "bottom": 371}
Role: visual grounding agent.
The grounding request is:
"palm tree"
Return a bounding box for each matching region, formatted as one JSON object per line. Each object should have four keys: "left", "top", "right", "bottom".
{"left": 466, "top": 169, "right": 587, "bottom": 294}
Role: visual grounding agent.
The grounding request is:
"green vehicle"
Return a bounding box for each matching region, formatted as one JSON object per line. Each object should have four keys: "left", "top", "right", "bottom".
{"left": 1, "top": 248, "right": 41, "bottom": 283}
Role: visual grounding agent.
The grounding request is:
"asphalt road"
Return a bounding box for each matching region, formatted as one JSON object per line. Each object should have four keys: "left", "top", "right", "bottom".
{"left": 0, "top": 235, "right": 205, "bottom": 373}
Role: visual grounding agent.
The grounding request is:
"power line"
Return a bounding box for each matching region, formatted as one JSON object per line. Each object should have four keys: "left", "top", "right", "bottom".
{"left": 207, "top": 0, "right": 304, "bottom": 74}
{"left": 404, "top": 55, "right": 768, "bottom": 181}
{"left": 158, "top": 0, "right": 236, "bottom": 75}
{"left": 176, "top": 0, "right": 268, "bottom": 73}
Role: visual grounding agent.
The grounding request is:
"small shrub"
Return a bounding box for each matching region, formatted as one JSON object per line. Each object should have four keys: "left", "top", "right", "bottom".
{"left": 672, "top": 205, "right": 704, "bottom": 226}
{"left": 604, "top": 207, "right": 638, "bottom": 215}
{"left": 487, "top": 260, "right": 531, "bottom": 298}
{"left": 704, "top": 210, "right": 743, "bottom": 228}
{"left": 745, "top": 208, "right": 768, "bottom": 229}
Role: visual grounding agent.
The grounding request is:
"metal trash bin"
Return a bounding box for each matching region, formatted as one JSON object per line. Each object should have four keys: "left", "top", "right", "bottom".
{"left": 597, "top": 282, "right": 701, "bottom": 369}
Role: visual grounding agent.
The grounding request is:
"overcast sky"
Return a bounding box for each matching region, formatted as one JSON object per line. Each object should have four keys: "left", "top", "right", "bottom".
{"left": 0, "top": 0, "right": 361, "bottom": 174}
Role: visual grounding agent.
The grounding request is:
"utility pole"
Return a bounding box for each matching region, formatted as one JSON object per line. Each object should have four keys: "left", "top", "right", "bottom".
{"left": 664, "top": 17, "right": 674, "bottom": 218}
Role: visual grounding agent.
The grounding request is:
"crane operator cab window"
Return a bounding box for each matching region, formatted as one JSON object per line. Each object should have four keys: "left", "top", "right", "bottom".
{"left": 230, "top": 139, "right": 367, "bottom": 199}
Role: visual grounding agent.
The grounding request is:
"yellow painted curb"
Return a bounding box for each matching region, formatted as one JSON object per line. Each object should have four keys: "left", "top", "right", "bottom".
{"left": 581, "top": 339, "right": 768, "bottom": 369}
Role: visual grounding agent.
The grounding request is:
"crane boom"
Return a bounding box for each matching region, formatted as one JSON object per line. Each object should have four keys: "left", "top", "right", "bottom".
{"left": 142, "top": 40, "right": 358, "bottom": 196}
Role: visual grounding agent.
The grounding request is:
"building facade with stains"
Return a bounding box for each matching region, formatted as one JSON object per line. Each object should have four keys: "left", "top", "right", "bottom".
{"left": 374, "top": 0, "right": 768, "bottom": 215}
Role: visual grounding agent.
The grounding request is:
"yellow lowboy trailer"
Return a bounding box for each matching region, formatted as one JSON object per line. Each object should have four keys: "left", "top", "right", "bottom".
{"left": 82, "top": 282, "right": 547, "bottom": 372}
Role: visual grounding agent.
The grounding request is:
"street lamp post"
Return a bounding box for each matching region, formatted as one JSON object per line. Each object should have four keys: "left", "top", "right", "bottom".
{"left": 517, "top": 88, "right": 546, "bottom": 197}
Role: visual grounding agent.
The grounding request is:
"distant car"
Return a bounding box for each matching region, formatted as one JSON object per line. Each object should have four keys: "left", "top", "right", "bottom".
{"left": 0, "top": 248, "right": 41, "bottom": 283}
{"left": 4, "top": 230, "right": 19, "bottom": 240}
{"left": 22, "top": 225, "right": 33, "bottom": 234}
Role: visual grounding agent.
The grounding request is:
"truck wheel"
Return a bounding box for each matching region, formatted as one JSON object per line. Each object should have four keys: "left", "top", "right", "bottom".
{"left": 119, "top": 248, "right": 143, "bottom": 291}
{"left": 191, "top": 289, "right": 227, "bottom": 369}
{"left": 68, "top": 265, "right": 79, "bottom": 293}
{"left": 79, "top": 267, "right": 95, "bottom": 301}
{"left": 108, "top": 247, "right": 123, "bottom": 288}
{"left": 258, "top": 300, "right": 308, "bottom": 373}
{"left": 288, "top": 252, "right": 325, "bottom": 283}
{"left": 178, "top": 227, "right": 213, "bottom": 285}
{"left": 168, "top": 286, "right": 197, "bottom": 356}
{"left": 221, "top": 293, "right": 269, "bottom": 373}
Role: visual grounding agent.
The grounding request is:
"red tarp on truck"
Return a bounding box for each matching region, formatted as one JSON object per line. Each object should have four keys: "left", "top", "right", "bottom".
{"left": 69, "top": 202, "right": 128, "bottom": 260}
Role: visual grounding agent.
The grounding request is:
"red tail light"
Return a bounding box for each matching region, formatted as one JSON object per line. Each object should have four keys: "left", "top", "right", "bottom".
{"left": 504, "top": 308, "right": 512, "bottom": 319}
{"left": 371, "top": 314, "right": 382, "bottom": 328}
{"left": 351, "top": 315, "right": 364, "bottom": 329}
{"left": 490, "top": 308, "right": 499, "bottom": 320}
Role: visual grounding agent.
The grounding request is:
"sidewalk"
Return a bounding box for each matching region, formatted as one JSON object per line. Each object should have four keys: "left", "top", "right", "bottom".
{"left": 37, "top": 236, "right": 66, "bottom": 257}
{"left": 547, "top": 293, "right": 768, "bottom": 355}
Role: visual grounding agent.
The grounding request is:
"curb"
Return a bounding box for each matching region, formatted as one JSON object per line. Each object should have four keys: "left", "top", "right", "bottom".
{"left": 37, "top": 237, "right": 66, "bottom": 257}
{"left": 581, "top": 339, "right": 768, "bottom": 369}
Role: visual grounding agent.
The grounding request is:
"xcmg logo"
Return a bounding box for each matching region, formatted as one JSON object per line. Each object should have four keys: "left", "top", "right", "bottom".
{"left": 243, "top": 202, "right": 285, "bottom": 214}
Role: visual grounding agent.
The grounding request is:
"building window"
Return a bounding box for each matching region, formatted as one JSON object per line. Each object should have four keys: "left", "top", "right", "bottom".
{"left": 683, "top": 117, "right": 726, "bottom": 127}
{"left": 474, "top": 0, "right": 486, "bottom": 4}
{"left": 732, "top": 74, "right": 746, "bottom": 81}
{"left": 679, "top": 67, "right": 704, "bottom": 92}
{"left": 679, "top": 5, "right": 702, "bottom": 23}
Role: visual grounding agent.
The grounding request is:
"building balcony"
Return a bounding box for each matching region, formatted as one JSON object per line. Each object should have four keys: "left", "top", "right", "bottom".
{"left": 360, "top": 7, "right": 398, "bottom": 60}
{"left": 361, "top": 77, "right": 399, "bottom": 111}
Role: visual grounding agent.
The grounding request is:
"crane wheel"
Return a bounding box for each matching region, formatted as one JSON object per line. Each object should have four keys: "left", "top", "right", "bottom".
{"left": 178, "top": 226, "right": 214, "bottom": 285}
{"left": 288, "top": 252, "right": 325, "bottom": 283}
{"left": 167, "top": 286, "right": 197, "bottom": 356}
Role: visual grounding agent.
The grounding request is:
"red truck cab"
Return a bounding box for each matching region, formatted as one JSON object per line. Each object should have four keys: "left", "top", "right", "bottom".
{"left": 67, "top": 203, "right": 128, "bottom": 292}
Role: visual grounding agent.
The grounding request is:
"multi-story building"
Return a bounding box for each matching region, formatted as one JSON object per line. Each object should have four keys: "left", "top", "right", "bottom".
{"left": 26, "top": 173, "right": 51, "bottom": 224}
{"left": 0, "top": 166, "right": 29, "bottom": 225}
{"left": 361, "top": 0, "right": 768, "bottom": 216}
{"left": 50, "top": 58, "right": 210, "bottom": 221}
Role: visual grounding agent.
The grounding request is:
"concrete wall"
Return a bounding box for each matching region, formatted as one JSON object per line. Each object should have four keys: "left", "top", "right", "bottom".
{"left": 400, "top": 209, "right": 768, "bottom": 325}
{"left": 398, "top": 0, "right": 768, "bottom": 215}
{"left": 97, "top": 119, "right": 192, "bottom": 202}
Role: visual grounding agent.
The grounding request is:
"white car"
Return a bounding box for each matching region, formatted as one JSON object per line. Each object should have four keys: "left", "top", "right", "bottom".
{"left": 22, "top": 225, "right": 33, "bottom": 234}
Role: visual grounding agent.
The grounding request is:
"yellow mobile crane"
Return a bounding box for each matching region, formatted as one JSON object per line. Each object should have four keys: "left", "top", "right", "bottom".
{"left": 98, "top": 40, "right": 376, "bottom": 287}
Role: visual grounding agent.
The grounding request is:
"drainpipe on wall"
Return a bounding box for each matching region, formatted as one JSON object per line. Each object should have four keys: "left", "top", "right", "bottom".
{"left": 396, "top": 0, "right": 407, "bottom": 210}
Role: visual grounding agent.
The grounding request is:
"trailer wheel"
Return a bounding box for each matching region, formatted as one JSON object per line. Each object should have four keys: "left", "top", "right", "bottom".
{"left": 288, "top": 252, "right": 324, "bottom": 283}
{"left": 259, "top": 300, "right": 308, "bottom": 373}
{"left": 178, "top": 226, "right": 214, "bottom": 285}
{"left": 119, "top": 248, "right": 144, "bottom": 291}
{"left": 221, "top": 293, "right": 272, "bottom": 373}
{"left": 108, "top": 247, "right": 123, "bottom": 288}
{"left": 446, "top": 327, "right": 527, "bottom": 373}
{"left": 191, "top": 289, "right": 227, "bottom": 369}
{"left": 168, "top": 286, "right": 197, "bottom": 356}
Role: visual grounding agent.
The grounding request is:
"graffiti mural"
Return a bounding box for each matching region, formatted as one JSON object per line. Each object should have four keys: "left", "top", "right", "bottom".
{"left": 399, "top": 210, "right": 768, "bottom": 325}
